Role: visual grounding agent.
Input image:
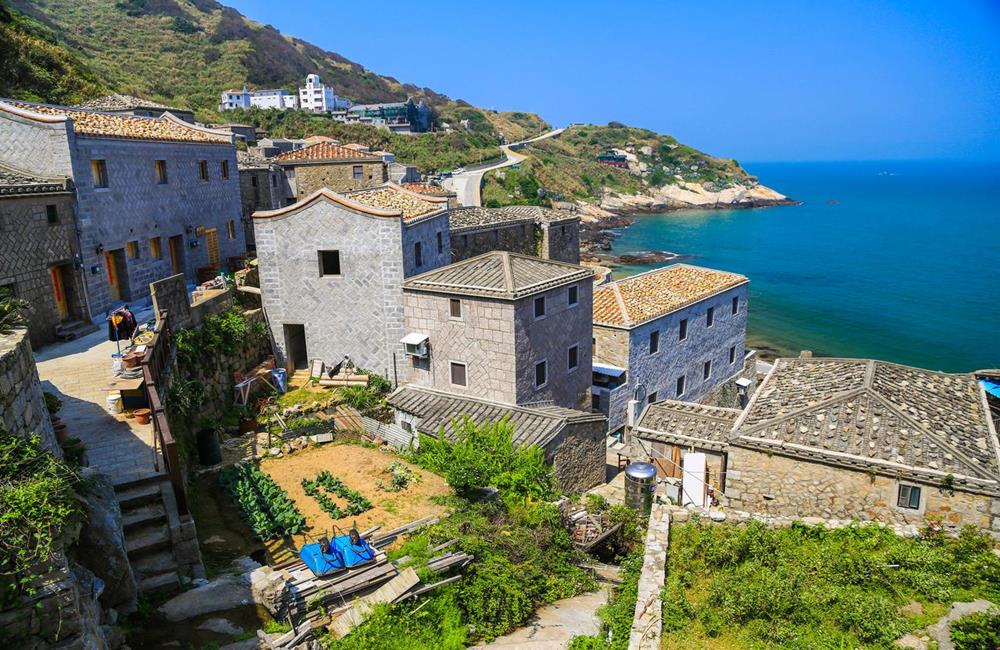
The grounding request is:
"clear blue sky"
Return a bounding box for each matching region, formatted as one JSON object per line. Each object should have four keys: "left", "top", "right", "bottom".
{"left": 227, "top": 0, "right": 1000, "bottom": 161}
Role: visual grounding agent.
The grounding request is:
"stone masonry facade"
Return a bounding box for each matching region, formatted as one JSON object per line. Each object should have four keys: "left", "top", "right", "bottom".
{"left": 0, "top": 192, "right": 88, "bottom": 347}
{"left": 285, "top": 160, "right": 387, "bottom": 199}
{"left": 725, "top": 447, "right": 1000, "bottom": 537}
{"left": 0, "top": 329, "right": 57, "bottom": 454}
{"left": 539, "top": 218, "right": 580, "bottom": 264}
{"left": 549, "top": 418, "right": 608, "bottom": 490}
{"left": 238, "top": 165, "right": 291, "bottom": 249}
{"left": 451, "top": 222, "right": 536, "bottom": 262}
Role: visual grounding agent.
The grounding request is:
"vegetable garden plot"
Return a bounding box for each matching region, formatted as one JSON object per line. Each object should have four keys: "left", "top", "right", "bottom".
{"left": 301, "top": 470, "right": 373, "bottom": 519}
{"left": 220, "top": 462, "right": 307, "bottom": 540}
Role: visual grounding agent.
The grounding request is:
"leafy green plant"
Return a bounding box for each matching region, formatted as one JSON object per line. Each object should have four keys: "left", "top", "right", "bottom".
{"left": 301, "top": 471, "right": 371, "bottom": 519}
{"left": 951, "top": 609, "right": 1000, "bottom": 650}
{"left": 376, "top": 461, "right": 418, "bottom": 492}
{"left": 0, "top": 286, "right": 28, "bottom": 334}
{"left": 43, "top": 390, "right": 62, "bottom": 415}
{"left": 568, "top": 548, "right": 644, "bottom": 650}
{"left": 220, "top": 463, "right": 305, "bottom": 540}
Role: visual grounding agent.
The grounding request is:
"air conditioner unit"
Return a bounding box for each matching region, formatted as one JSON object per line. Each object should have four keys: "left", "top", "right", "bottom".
{"left": 401, "top": 333, "right": 429, "bottom": 359}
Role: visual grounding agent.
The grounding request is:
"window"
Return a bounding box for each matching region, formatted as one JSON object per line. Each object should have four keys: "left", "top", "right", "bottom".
{"left": 91, "top": 160, "right": 108, "bottom": 188}
{"left": 649, "top": 330, "right": 660, "bottom": 354}
{"left": 352, "top": 165, "right": 363, "bottom": 180}
{"left": 567, "top": 285, "right": 578, "bottom": 306}
{"left": 707, "top": 306, "right": 715, "bottom": 327}
{"left": 126, "top": 240, "right": 139, "bottom": 259}
{"left": 436, "top": 231, "right": 443, "bottom": 254}
{"left": 271, "top": 175, "right": 277, "bottom": 187}
{"left": 227, "top": 219, "right": 236, "bottom": 240}
{"left": 648, "top": 391, "right": 657, "bottom": 404}
{"left": 535, "top": 360, "right": 548, "bottom": 387}
{"left": 897, "top": 484, "right": 921, "bottom": 510}
{"left": 732, "top": 296, "right": 739, "bottom": 315}
{"left": 462, "top": 234, "right": 469, "bottom": 247}
{"left": 561, "top": 225, "right": 566, "bottom": 236}
{"left": 703, "top": 360, "right": 712, "bottom": 381}
{"left": 198, "top": 160, "right": 209, "bottom": 181}
{"left": 449, "top": 298, "right": 462, "bottom": 319}
{"left": 567, "top": 345, "right": 579, "bottom": 371}
{"left": 155, "top": 160, "right": 168, "bottom": 184}
{"left": 679, "top": 318, "right": 688, "bottom": 341}
{"left": 450, "top": 361, "right": 467, "bottom": 387}
{"left": 221, "top": 160, "right": 230, "bottom": 179}
{"left": 414, "top": 241, "right": 422, "bottom": 267}
{"left": 676, "top": 375, "right": 686, "bottom": 397}
{"left": 729, "top": 345, "right": 737, "bottom": 365}
{"left": 251, "top": 175, "right": 258, "bottom": 187}
{"left": 149, "top": 237, "right": 162, "bottom": 259}
{"left": 534, "top": 296, "right": 546, "bottom": 319}
{"left": 45, "top": 204, "right": 58, "bottom": 225}
{"left": 318, "top": 250, "right": 341, "bottom": 276}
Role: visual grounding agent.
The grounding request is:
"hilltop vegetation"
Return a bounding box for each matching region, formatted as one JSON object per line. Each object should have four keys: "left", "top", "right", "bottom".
{"left": 482, "top": 123, "right": 754, "bottom": 207}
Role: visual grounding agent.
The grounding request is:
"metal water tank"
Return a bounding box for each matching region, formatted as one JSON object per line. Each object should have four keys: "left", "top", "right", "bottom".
{"left": 624, "top": 462, "right": 657, "bottom": 515}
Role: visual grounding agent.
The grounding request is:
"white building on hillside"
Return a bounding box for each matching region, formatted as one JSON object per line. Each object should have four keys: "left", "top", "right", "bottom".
{"left": 220, "top": 87, "right": 251, "bottom": 111}
{"left": 298, "top": 74, "right": 351, "bottom": 113}
{"left": 250, "top": 89, "right": 299, "bottom": 110}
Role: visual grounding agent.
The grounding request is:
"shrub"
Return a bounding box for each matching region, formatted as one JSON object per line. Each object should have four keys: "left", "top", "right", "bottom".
{"left": 43, "top": 390, "right": 62, "bottom": 415}
{"left": 951, "top": 609, "right": 1000, "bottom": 650}
{"left": 0, "top": 286, "right": 28, "bottom": 333}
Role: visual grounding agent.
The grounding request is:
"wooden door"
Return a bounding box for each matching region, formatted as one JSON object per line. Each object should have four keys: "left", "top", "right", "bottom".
{"left": 50, "top": 266, "right": 68, "bottom": 320}
{"left": 105, "top": 252, "right": 121, "bottom": 301}
{"left": 205, "top": 227, "right": 220, "bottom": 270}
{"left": 168, "top": 235, "right": 183, "bottom": 274}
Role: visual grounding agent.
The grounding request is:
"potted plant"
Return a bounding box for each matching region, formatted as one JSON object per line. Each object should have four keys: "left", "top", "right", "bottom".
{"left": 237, "top": 403, "right": 258, "bottom": 434}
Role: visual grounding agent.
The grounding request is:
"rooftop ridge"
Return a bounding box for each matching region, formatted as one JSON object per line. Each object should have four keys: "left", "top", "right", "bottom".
{"left": 253, "top": 187, "right": 403, "bottom": 219}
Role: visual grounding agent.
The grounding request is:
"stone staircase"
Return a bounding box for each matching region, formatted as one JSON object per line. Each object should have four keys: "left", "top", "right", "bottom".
{"left": 55, "top": 320, "right": 98, "bottom": 341}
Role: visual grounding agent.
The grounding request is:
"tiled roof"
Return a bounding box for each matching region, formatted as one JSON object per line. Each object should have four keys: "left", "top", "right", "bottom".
{"left": 401, "top": 182, "right": 452, "bottom": 196}
{"left": 593, "top": 264, "right": 748, "bottom": 328}
{"left": 734, "top": 358, "right": 1000, "bottom": 491}
{"left": 236, "top": 150, "right": 273, "bottom": 170}
{"left": 345, "top": 184, "right": 447, "bottom": 220}
{"left": 388, "top": 385, "right": 603, "bottom": 449}
{"left": 0, "top": 162, "right": 71, "bottom": 196}
{"left": 0, "top": 99, "right": 231, "bottom": 144}
{"left": 274, "top": 141, "right": 381, "bottom": 163}
{"left": 449, "top": 206, "right": 577, "bottom": 232}
{"left": 403, "top": 251, "right": 593, "bottom": 300}
{"left": 633, "top": 400, "right": 742, "bottom": 451}
{"left": 500, "top": 205, "right": 579, "bottom": 224}
{"left": 75, "top": 93, "right": 178, "bottom": 112}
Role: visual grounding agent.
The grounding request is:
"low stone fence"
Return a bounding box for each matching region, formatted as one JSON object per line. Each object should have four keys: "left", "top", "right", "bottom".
{"left": 628, "top": 500, "right": 670, "bottom": 650}
{"left": 0, "top": 328, "right": 56, "bottom": 453}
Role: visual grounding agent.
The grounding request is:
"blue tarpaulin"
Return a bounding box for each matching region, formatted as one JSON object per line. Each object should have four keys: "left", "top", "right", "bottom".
{"left": 300, "top": 534, "right": 376, "bottom": 577}
{"left": 980, "top": 378, "right": 1000, "bottom": 399}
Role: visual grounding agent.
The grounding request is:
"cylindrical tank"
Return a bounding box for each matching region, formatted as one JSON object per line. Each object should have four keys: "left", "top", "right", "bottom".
{"left": 624, "top": 462, "right": 657, "bottom": 515}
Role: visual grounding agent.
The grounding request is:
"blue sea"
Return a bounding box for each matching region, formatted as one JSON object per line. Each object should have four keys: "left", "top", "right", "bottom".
{"left": 610, "top": 161, "right": 1000, "bottom": 372}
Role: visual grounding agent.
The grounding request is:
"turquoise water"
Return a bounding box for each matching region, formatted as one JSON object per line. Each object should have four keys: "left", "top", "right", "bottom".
{"left": 610, "top": 161, "right": 1000, "bottom": 372}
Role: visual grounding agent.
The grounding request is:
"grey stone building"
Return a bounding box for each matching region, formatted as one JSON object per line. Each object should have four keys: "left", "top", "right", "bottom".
{"left": 400, "top": 251, "right": 595, "bottom": 410}
{"left": 275, "top": 142, "right": 387, "bottom": 199}
{"left": 0, "top": 163, "right": 91, "bottom": 346}
{"left": 236, "top": 150, "right": 292, "bottom": 251}
{"left": 449, "top": 206, "right": 581, "bottom": 264}
{"left": 0, "top": 99, "right": 246, "bottom": 318}
{"left": 253, "top": 184, "right": 451, "bottom": 377}
{"left": 387, "top": 385, "right": 607, "bottom": 491}
{"left": 592, "top": 264, "right": 749, "bottom": 433}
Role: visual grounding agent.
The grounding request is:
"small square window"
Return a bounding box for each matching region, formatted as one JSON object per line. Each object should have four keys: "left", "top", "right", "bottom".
{"left": 414, "top": 241, "right": 422, "bottom": 267}
{"left": 649, "top": 330, "right": 660, "bottom": 354}
{"left": 221, "top": 160, "right": 230, "bottom": 179}
{"left": 729, "top": 345, "right": 737, "bottom": 364}
{"left": 676, "top": 375, "right": 686, "bottom": 397}
{"left": 534, "top": 296, "right": 546, "bottom": 319}
{"left": 707, "top": 307, "right": 715, "bottom": 327}
{"left": 450, "top": 361, "right": 467, "bottom": 387}
{"left": 535, "top": 360, "right": 547, "bottom": 387}
{"left": 149, "top": 237, "right": 162, "bottom": 259}
{"left": 567, "top": 345, "right": 579, "bottom": 371}
{"left": 155, "top": 160, "right": 168, "bottom": 184}
{"left": 45, "top": 204, "right": 58, "bottom": 225}
{"left": 897, "top": 484, "right": 921, "bottom": 510}
{"left": 567, "top": 285, "right": 578, "bottom": 306}
{"left": 449, "top": 298, "right": 462, "bottom": 319}
{"left": 353, "top": 165, "right": 363, "bottom": 180}
{"left": 91, "top": 160, "right": 108, "bottom": 188}
{"left": 732, "top": 296, "right": 739, "bottom": 315}
{"left": 318, "top": 250, "right": 341, "bottom": 276}
{"left": 679, "top": 318, "right": 688, "bottom": 341}
{"left": 126, "top": 240, "right": 139, "bottom": 259}
{"left": 648, "top": 391, "right": 657, "bottom": 404}
{"left": 703, "top": 360, "right": 712, "bottom": 381}
{"left": 199, "top": 160, "right": 209, "bottom": 181}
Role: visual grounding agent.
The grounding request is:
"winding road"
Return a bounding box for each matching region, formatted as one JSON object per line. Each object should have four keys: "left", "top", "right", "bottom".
{"left": 442, "top": 127, "right": 565, "bottom": 207}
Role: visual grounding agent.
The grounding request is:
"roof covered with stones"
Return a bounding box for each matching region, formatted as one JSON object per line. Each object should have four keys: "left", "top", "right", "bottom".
{"left": 403, "top": 251, "right": 593, "bottom": 300}
{"left": 236, "top": 150, "right": 274, "bottom": 170}
{"left": 388, "top": 385, "right": 604, "bottom": 449}
{"left": 634, "top": 400, "right": 742, "bottom": 451}
{"left": 733, "top": 357, "right": 1000, "bottom": 491}
{"left": 253, "top": 183, "right": 446, "bottom": 222}
{"left": 401, "top": 182, "right": 453, "bottom": 196}
{"left": 0, "top": 99, "right": 230, "bottom": 144}
{"left": 593, "top": 264, "right": 747, "bottom": 328}
{"left": 0, "top": 162, "right": 71, "bottom": 195}
{"left": 449, "top": 206, "right": 578, "bottom": 232}
{"left": 273, "top": 141, "right": 382, "bottom": 163}
{"left": 74, "top": 93, "right": 180, "bottom": 112}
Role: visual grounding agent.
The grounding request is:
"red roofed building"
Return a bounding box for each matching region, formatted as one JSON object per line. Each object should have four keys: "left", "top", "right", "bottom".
{"left": 274, "top": 141, "right": 387, "bottom": 199}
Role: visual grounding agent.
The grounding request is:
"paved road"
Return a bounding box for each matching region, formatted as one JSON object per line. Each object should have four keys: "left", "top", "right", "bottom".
{"left": 443, "top": 127, "right": 565, "bottom": 207}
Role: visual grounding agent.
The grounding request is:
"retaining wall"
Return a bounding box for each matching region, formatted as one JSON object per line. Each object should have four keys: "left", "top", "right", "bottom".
{"left": 0, "top": 328, "right": 57, "bottom": 453}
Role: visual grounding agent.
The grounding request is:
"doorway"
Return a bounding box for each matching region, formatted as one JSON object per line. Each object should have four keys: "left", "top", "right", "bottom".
{"left": 105, "top": 249, "right": 129, "bottom": 302}
{"left": 205, "top": 227, "right": 220, "bottom": 270}
{"left": 168, "top": 235, "right": 185, "bottom": 276}
{"left": 49, "top": 265, "right": 69, "bottom": 320}
{"left": 283, "top": 324, "right": 308, "bottom": 370}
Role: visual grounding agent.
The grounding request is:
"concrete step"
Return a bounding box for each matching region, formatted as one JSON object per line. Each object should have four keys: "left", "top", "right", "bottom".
{"left": 131, "top": 549, "right": 178, "bottom": 578}
{"left": 139, "top": 571, "right": 180, "bottom": 596}
{"left": 126, "top": 523, "right": 171, "bottom": 559}
{"left": 55, "top": 320, "right": 98, "bottom": 341}
{"left": 122, "top": 502, "right": 167, "bottom": 533}
{"left": 116, "top": 482, "right": 162, "bottom": 510}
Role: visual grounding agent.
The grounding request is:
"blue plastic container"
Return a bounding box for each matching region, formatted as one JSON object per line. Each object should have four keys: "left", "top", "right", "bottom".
{"left": 271, "top": 367, "right": 287, "bottom": 394}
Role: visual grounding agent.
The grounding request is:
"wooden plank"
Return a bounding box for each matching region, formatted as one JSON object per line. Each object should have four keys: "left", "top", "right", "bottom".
{"left": 329, "top": 568, "right": 419, "bottom": 639}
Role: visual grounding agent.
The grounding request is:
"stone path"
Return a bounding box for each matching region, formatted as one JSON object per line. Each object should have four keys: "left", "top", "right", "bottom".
{"left": 475, "top": 586, "right": 610, "bottom": 649}
{"left": 35, "top": 322, "right": 158, "bottom": 485}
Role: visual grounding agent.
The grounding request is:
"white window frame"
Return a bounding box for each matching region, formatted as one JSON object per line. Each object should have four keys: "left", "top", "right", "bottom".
{"left": 676, "top": 375, "right": 686, "bottom": 397}
{"left": 703, "top": 360, "right": 712, "bottom": 382}
{"left": 729, "top": 345, "right": 737, "bottom": 365}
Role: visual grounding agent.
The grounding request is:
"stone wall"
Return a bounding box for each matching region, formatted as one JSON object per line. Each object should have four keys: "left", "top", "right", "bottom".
{"left": 401, "top": 213, "right": 451, "bottom": 278}
{"left": 0, "top": 106, "right": 75, "bottom": 178}
{"left": 238, "top": 166, "right": 290, "bottom": 249}
{"left": 0, "top": 191, "right": 88, "bottom": 347}
{"left": 0, "top": 329, "right": 57, "bottom": 454}
{"left": 150, "top": 273, "right": 192, "bottom": 328}
{"left": 286, "top": 160, "right": 386, "bottom": 198}
{"left": 549, "top": 418, "right": 607, "bottom": 491}
{"left": 628, "top": 501, "right": 670, "bottom": 650}
{"left": 699, "top": 350, "right": 758, "bottom": 410}
{"left": 450, "top": 221, "right": 535, "bottom": 262}
{"left": 725, "top": 446, "right": 1000, "bottom": 536}
{"left": 539, "top": 219, "right": 580, "bottom": 264}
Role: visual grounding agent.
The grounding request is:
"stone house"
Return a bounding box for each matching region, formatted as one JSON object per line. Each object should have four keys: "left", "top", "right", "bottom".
{"left": 592, "top": 264, "right": 749, "bottom": 434}
{"left": 401, "top": 182, "right": 459, "bottom": 209}
{"left": 275, "top": 141, "right": 387, "bottom": 199}
{"left": 449, "top": 206, "right": 581, "bottom": 264}
{"left": 236, "top": 151, "right": 292, "bottom": 251}
{"left": 724, "top": 357, "right": 1000, "bottom": 536}
{"left": 400, "top": 251, "right": 595, "bottom": 410}
{"left": 253, "top": 183, "right": 450, "bottom": 376}
{"left": 387, "top": 384, "right": 607, "bottom": 491}
{"left": 0, "top": 99, "right": 246, "bottom": 318}
{"left": 0, "top": 163, "right": 92, "bottom": 346}
{"left": 75, "top": 93, "right": 196, "bottom": 123}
